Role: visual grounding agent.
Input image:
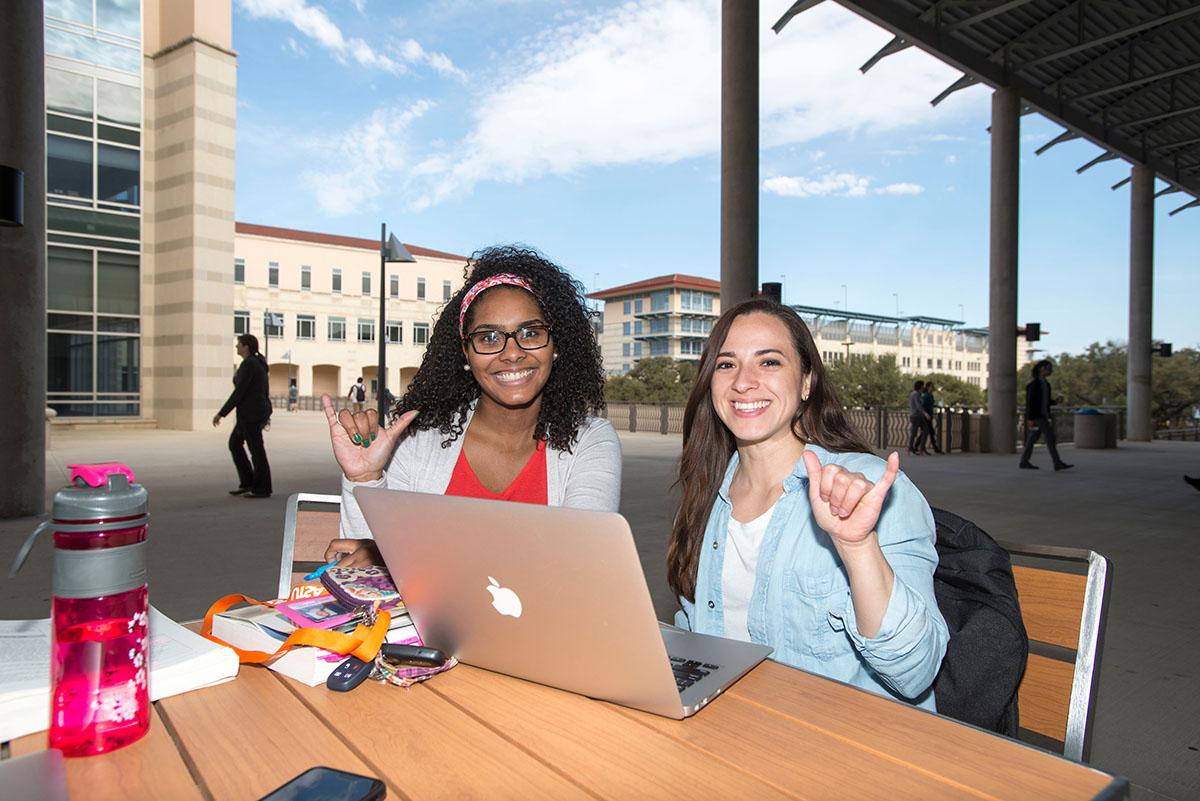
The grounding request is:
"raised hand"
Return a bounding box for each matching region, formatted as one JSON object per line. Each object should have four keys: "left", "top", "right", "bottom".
{"left": 801, "top": 450, "right": 900, "bottom": 548}
{"left": 321, "top": 394, "right": 417, "bottom": 483}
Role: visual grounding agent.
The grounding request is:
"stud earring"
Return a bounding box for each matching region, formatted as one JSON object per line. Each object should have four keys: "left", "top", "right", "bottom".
{"left": 553, "top": 352, "right": 558, "bottom": 360}
{"left": 462, "top": 363, "right": 470, "bottom": 371}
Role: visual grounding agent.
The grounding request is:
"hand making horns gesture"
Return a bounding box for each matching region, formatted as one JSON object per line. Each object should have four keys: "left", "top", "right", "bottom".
{"left": 801, "top": 450, "right": 901, "bottom": 548}
{"left": 321, "top": 394, "right": 418, "bottom": 484}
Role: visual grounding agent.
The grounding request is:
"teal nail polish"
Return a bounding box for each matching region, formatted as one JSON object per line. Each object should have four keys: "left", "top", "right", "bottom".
{"left": 352, "top": 434, "right": 361, "bottom": 444}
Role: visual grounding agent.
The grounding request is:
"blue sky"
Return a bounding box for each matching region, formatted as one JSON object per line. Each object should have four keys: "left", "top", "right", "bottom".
{"left": 232, "top": 0, "right": 1198, "bottom": 356}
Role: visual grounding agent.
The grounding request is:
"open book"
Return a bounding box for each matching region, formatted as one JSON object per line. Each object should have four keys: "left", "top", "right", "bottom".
{"left": 0, "top": 607, "right": 239, "bottom": 743}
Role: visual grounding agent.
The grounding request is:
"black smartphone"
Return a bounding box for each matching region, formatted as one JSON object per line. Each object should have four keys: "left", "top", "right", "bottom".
{"left": 256, "top": 766, "right": 385, "bottom": 801}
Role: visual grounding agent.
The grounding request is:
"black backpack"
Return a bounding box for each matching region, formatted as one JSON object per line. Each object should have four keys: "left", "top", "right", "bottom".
{"left": 355, "top": 384, "right": 365, "bottom": 402}
{"left": 930, "top": 508, "right": 1029, "bottom": 737}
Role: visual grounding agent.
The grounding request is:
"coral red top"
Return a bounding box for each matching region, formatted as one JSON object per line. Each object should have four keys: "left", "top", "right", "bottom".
{"left": 444, "top": 440, "right": 549, "bottom": 505}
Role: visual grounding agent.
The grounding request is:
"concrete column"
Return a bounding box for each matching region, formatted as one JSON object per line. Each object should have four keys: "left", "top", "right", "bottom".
{"left": 0, "top": 2, "right": 46, "bottom": 518}
{"left": 1127, "top": 164, "right": 1154, "bottom": 441}
{"left": 720, "top": 0, "right": 758, "bottom": 308}
{"left": 986, "top": 87, "right": 1020, "bottom": 454}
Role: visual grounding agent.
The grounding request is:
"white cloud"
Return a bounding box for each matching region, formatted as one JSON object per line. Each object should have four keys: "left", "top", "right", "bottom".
{"left": 944, "top": 154, "right": 957, "bottom": 165}
{"left": 808, "top": 149, "right": 827, "bottom": 162}
{"left": 763, "top": 172, "right": 924, "bottom": 198}
{"left": 284, "top": 36, "right": 305, "bottom": 55}
{"left": 923, "top": 133, "right": 965, "bottom": 142}
{"left": 237, "top": 0, "right": 463, "bottom": 79}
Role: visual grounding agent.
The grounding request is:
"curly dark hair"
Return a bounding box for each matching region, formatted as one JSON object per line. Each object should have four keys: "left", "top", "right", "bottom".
{"left": 396, "top": 245, "right": 606, "bottom": 451}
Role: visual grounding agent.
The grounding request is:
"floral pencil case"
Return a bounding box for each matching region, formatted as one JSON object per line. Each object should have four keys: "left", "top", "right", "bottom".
{"left": 319, "top": 565, "right": 403, "bottom": 611}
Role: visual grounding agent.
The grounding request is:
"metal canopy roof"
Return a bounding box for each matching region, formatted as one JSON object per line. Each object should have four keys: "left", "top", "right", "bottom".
{"left": 775, "top": 0, "right": 1200, "bottom": 214}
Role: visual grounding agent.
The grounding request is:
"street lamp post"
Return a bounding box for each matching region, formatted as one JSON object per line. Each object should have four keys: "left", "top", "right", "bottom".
{"left": 378, "top": 223, "right": 417, "bottom": 421}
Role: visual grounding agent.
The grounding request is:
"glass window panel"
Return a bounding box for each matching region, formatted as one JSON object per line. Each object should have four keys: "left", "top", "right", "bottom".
{"left": 48, "top": 114, "right": 93, "bottom": 137}
{"left": 48, "top": 247, "right": 93, "bottom": 312}
{"left": 49, "top": 313, "right": 93, "bottom": 331}
{"left": 301, "top": 265, "right": 311, "bottom": 290}
{"left": 328, "top": 317, "right": 346, "bottom": 341}
{"left": 97, "top": 251, "right": 138, "bottom": 314}
{"left": 386, "top": 321, "right": 401, "bottom": 344}
{"left": 443, "top": 280, "right": 452, "bottom": 301}
{"left": 46, "top": 0, "right": 93, "bottom": 23}
{"left": 49, "top": 402, "right": 100, "bottom": 417}
{"left": 234, "top": 258, "right": 245, "bottom": 284}
{"left": 97, "top": 144, "right": 139, "bottom": 205}
{"left": 48, "top": 333, "right": 93, "bottom": 392}
{"left": 49, "top": 232, "right": 138, "bottom": 251}
{"left": 97, "top": 0, "right": 141, "bottom": 39}
{"left": 46, "top": 68, "right": 93, "bottom": 117}
{"left": 94, "top": 403, "right": 138, "bottom": 416}
{"left": 97, "top": 335, "right": 139, "bottom": 392}
{"left": 413, "top": 323, "right": 430, "bottom": 345}
{"left": 416, "top": 277, "right": 425, "bottom": 300}
{"left": 97, "top": 316, "right": 138, "bottom": 332}
{"left": 362, "top": 272, "right": 371, "bottom": 295}
{"left": 234, "top": 311, "right": 249, "bottom": 335}
{"left": 45, "top": 27, "right": 140, "bottom": 73}
{"left": 48, "top": 205, "right": 139, "bottom": 240}
{"left": 331, "top": 268, "right": 342, "bottom": 293}
{"left": 47, "top": 134, "right": 92, "bottom": 199}
{"left": 268, "top": 262, "right": 279, "bottom": 288}
{"left": 389, "top": 274, "right": 398, "bottom": 298}
{"left": 97, "top": 80, "right": 140, "bottom": 126}
{"left": 97, "top": 124, "right": 139, "bottom": 146}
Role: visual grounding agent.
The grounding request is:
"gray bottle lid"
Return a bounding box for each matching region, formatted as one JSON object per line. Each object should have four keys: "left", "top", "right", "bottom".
{"left": 54, "top": 463, "right": 148, "bottom": 520}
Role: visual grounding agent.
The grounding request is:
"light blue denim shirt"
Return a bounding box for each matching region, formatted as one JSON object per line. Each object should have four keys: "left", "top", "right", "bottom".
{"left": 674, "top": 444, "right": 949, "bottom": 710}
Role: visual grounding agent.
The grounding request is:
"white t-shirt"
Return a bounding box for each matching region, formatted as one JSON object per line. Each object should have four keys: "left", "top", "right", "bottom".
{"left": 721, "top": 501, "right": 778, "bottom": 643}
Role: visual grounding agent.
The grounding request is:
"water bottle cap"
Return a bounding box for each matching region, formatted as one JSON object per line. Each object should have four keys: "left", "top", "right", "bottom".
{"left": 53, "top": 463, "right": 148, "bottom": 521}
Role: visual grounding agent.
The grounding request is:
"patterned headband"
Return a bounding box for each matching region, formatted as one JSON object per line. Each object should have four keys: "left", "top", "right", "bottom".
{"left": 458, "top": 273, "right": 537, "bottom": 337}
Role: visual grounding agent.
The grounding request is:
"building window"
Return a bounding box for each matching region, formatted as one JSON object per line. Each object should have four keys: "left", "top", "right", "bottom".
{"left": 296, "top": 314, "right": 315, "bottom": 340}
{"left": 634, "top": 299, "right": 643, "bottom": 314}
{"left": 97, "top": 143, "right": 138, "bottom": 205}
{"left": 47, "top": 134, "right": 92, "bottom": 199}
{"left": 937, "top": 359, "right": 943, "bottom": 369}
{"left": 386, "top": 320, "right": 402, "bottom": 344}
{"left": 681, "top": 340, "right": 703, "bottom": 356}
{"left": 443, "top": 280, "right": 452, "bottom": 301}
{"left": 389, "top": 274, "right": 399, "bottom": 299}
{"left": 622, "top": 363, "right": 631, "bottom": 373}
{"left": 651, "top": 290, "right": 669, "bottom": 312}
{"left": 234, "top": 310, "right": 249, "bottom": 335}
{"left": 301, "top": 265, "right": 311, "bottom": 290}
{"left": 634, "top": 321, "right": 643, "bottom": 335}
{"left": 634, "top": 341, "right": 643, "bottom": 357}
{"left": 413, "top": 322, "right": 430, "bottom": 345}
{"left": 649, "top": 318, "right": 669, "bottom": 334}
{"left": 927, "top": 358, "right": 933, "bottom": 369}
{"left": 623, "top": 321, "right": 631, "bottom": 336}
{"left": 623, "top": 342, "right": 631, "bottom": 357}
{"left": 268, "top": 262, "right": 279, "bottom": 288}
{"left": 362, "top": 272, "right": 371, "bottom": 296}
{"left": 328, "top": 316, "right": 346, "bottom": 341}
{"left": 265, "top": 311, "right": 283, "bottom": 339}
{"left": 416, "top": 277, "right": 426, "bottom": 300}
{"left": 649, "top": 340, "right": 668, "bottom": 356}
{"left": 234, "top": 258, "right": 244, "bottom": 285}
{"left": 357, "top": 319, "right": 375, "bottom": 342}
{"left": 623, "top": 300, "right": 631, "bottom": 315}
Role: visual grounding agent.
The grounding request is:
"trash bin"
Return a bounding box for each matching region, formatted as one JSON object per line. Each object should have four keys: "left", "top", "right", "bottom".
{"left": 1074, "top": 409, "right": 1117, "bottom": 449}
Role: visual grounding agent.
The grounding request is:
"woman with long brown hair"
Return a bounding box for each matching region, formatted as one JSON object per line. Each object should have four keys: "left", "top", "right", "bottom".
{"left": 667, "top": 298, "right": 947, "bottom": 709}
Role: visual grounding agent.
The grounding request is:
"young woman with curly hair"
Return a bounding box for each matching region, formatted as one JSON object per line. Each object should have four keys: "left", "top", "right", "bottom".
{"left": 321, "top": 246, "right": 621, "bottom": 567}
{"left": 667, "top": 298, "right": 947, "bottom": 709}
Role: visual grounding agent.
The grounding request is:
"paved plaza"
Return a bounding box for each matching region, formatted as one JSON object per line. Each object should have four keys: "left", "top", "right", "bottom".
{"left": 1, "top": 410, "right": 1197, "bottom": 800}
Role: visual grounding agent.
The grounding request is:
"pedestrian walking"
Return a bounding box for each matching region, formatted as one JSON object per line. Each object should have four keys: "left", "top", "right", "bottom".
{"left": 213, "top": 334, "right": 273, "bottom": 497}
{"left": 908, "top": 380, "right": 928, "bottom": 454}
{"left": 1019, "top": 360, "right": 1073, "bottom": 471}
{"left": 348, "top": 377, "right": 366, "bottom": 414}
{"left": 287, "top": 381, "right": 299, "bottom": 412}
{"left": 922, "top": 382, "right": 942, "bottom": 454}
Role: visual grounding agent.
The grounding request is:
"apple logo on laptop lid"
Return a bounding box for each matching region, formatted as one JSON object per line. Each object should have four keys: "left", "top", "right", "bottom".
{"left": 486, "top": 576, "right": 522, "bottom": 618}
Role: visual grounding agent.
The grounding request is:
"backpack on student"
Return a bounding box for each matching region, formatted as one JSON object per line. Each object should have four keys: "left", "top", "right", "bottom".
{"left": 352, "top": 383, "right": 365, "bottom": 403}
{"left": 930, "top": 507, "right": 1028, "bottom": 737}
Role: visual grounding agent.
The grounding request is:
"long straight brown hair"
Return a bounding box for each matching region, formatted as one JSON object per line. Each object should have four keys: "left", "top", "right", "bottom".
{"left": 666, "top": 298, "right": 874, "bottom": 602}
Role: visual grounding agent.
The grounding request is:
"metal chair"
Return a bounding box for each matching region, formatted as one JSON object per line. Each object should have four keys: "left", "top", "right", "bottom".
{"left": 277, "top": 493, "right": 342, "bottom": 599}
{"left": 998, "top": 541, "right": 1111, "bottom": 762}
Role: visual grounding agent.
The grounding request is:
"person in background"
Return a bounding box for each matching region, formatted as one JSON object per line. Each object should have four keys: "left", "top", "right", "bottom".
{"left": 323, "top": 246, "right": 622, "bottom": 567}
{"left": 668, "top": 298, "right": 948, "bottom": 710}
{"left": 908, "top": 380, "right": 928, "bottom": 455}
{"left": 287, "top": 381, "right": 299, "bottom": 412}
{"left": 348, "top": 377, "right": 366, "bottom": 414}
{"left": 1020, "top": 359, "right": 1073, "bottom": 471}
{"left": 213, "top": 334, "right": 273, "bottom": 498}
{"left": 381, "top": 386, "right": 396, "bottom": 410}
{"left": 921, "top": 381, "right": 942, "bottom": 454}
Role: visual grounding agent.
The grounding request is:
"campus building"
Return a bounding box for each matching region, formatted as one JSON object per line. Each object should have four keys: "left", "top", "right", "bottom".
{"left": 589, "top": 277, "right": 1042, "bottom": 388}
{"left": 232, "top": 223, "right": 468, "bottom": 400}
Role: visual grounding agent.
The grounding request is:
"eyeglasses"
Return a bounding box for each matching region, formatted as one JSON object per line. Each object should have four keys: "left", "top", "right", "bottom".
{"left": 464, "top": 324, "right": 551, "bottom": 355}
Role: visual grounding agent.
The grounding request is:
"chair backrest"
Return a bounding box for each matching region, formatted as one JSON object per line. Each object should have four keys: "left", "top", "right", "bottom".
{"left": 278, "top": 492, "right": 342, "bottom": 599}
{"left": 997, "top": 541, "right": 1111, "bottom": 762}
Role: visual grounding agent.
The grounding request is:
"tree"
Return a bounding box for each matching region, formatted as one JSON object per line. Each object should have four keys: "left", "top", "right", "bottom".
{"left": 604, "top": 357, "right": 697, "bottom": 403}
{"left": 920, "top": 372, "right": 985, "bottom": 409}
{"left": 825, "top": 355, "right": 908, "bottom": 408}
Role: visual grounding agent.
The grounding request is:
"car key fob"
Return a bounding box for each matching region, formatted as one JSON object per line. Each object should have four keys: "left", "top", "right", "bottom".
{"left": 326, "top": 655, "right": 374, "bottom": 692}
{"left": 379, "top": 643, "right": 447, "bottom": 668}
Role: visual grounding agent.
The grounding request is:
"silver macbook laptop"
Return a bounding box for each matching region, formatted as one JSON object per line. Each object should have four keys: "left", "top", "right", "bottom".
{"left": 354, "top": 488, "right": 772, "bottom": 718}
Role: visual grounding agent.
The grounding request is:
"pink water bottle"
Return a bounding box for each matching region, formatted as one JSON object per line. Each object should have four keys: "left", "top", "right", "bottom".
{"left": 12, "top": 463, "right": 151, "bottom": 757}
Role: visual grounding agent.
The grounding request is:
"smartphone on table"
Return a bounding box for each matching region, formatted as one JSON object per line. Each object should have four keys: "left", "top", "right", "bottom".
{"left": 256, "top": 766, "right": 385, "bottom": 801}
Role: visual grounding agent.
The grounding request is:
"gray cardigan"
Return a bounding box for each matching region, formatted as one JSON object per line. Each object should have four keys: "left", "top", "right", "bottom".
{"left": 339, "top": 407, "right": 622, "bottom": 538}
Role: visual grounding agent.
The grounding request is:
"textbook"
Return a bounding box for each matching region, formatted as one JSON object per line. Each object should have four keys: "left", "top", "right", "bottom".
{"left": 0, "top": 607, "right": 239, "bottom": 743}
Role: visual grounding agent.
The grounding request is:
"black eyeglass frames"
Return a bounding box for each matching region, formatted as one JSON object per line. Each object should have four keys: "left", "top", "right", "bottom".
{"left": 464, "top": 324, "right": 552, "bottom": 355}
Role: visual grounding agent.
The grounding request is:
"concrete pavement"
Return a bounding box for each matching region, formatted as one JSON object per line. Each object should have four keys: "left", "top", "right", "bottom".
{"left": 1, "top": 410, "right": 1197, "bottom": 800}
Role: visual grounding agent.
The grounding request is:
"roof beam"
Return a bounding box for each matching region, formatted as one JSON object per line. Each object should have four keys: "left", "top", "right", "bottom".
{"left": 931, "top": 73, "right": 978, "bottom": 106}
{"left": 1015, "top": 6, "right": 1200, "bottom": 71}
{"left": 1077, "top": 150, "right": 1120, "bottom": 173}
{"left": 1115, "top": 102, "right": 1200, "bottom": 129}
{"left": 1168, "top": 197, "right": 1200, "bottom": 216}
{"left": 1035, "top": 129, "right": 1081, "bottom": 155}
{"left": 772, "top": 0, "right": 827, "bottom": 34}
{"left": 860, "top": 35, "right": 910, "bottom": 73}
{"left": 944, "top": 0, "right": 1039, "bottom": 32}
{"left": 1110, "top": 176, "right": 1131, "bottom": 190}
{"left": 1071, "top": 61, "right": 1200, "bottom": 103}
{"left": 1155, "top": 184, "right": 1182, "bottom": 197}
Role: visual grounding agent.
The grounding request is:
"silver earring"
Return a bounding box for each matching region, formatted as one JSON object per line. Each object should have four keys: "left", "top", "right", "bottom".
{"left": 553, "top": 352, "right": 558, "bottom": 360}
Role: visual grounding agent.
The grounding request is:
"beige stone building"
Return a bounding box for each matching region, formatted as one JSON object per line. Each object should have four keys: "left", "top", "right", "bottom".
{"left": 232, "top": 223, "right": 468, "bottom": 399}
{"left": 589, "top": 276, "right": 1043, "bottom": 389}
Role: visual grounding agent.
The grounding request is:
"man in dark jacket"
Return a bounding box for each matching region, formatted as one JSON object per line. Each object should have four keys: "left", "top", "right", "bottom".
{"left": 1019, "top": 360, "right": 1072, "bottom": 471}
{"left": 908, "top": 380, "right": 928, "bottom": 454}
{"left": 213, "top": 334, "right": 274, "bottom": 497}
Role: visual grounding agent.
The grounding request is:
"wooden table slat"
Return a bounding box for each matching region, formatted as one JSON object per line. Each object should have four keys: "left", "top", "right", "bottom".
{"left": 157, "top": 665, "right": 383, "bottom": 801}
{"left": 8, "top": 706, "right": 205, "bottom": 801}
